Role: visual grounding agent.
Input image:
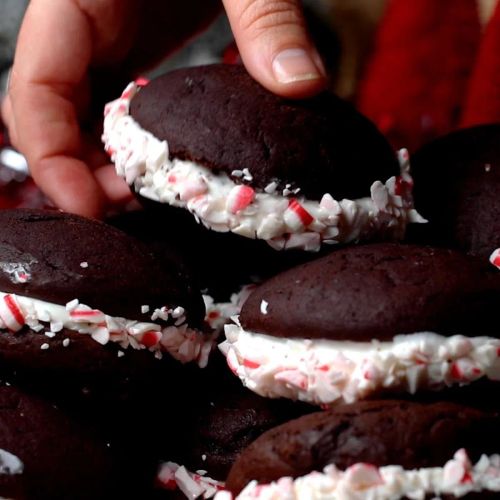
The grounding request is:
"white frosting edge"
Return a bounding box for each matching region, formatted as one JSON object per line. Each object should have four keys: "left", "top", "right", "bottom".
{"left": 102, "top": 82, "right": 425, "bottom": 252}
{"left": 0, "top": 449, "right": 23, "bottom": 476}
{"left": 215, "top": 449, "right": 500, "bottom": 500}
{"left": 0, "top": 291, "right": 214, "bottom": 367}
{"left": 220, "top": 320, "right": 500, "bottom": 405}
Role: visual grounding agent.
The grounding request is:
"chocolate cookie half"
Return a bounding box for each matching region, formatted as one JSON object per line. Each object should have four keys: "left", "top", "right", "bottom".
{"left": 0, "top": 209, "right": 212, "bottom": 398}
{"left": 220, "top": 243, "right": 500, "bottom": 406}
{"left": 103, "top": 64, "right": 423, "bottom": 252}
{"left": 223, "top": 400, "right": 500, "bottom": 499}
{"left": 409, "top": 124, "right": 500, "bottom": 261}
{"left": 0, "top": 383, "right": 131, "bottom": 500}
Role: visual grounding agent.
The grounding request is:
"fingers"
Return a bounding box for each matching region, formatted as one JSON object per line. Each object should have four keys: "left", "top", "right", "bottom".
{"left": 8, "top": 0, "right": 106, "bottom": 217}
{"left": 223, "top": 0, "right": 327, "bottom": 98}
{"left": 93, "top": 164, "right": 135, "bottom": 208}
{"left": 1, "top": 95, "right": 19, "bottom": 147}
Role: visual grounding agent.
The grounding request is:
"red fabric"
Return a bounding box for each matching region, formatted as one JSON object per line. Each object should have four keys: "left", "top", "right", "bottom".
{"left": 357, "top": 0, "right": 481, "bottom": 152}
{"left": 461, "top": 2, "right": 500, "bottom": 127}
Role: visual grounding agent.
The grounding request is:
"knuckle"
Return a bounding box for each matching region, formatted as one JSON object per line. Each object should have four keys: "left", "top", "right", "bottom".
{"left": 239, "top": 0, "right": 305, "bottom": 37}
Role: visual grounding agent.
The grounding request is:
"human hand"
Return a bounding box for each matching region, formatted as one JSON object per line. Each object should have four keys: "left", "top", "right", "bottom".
{"left": 2, "top": 0, "right": 326, "bottom": 218}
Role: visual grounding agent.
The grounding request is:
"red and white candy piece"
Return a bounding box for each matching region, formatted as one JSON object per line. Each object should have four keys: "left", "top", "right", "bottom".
{"left": 344, "top": 463, "right": 384, "bottom": 490}
{"left": 135, "top": 76, "right": 150, "bottom": 87}
{"left": 0, "top": 294, "right": 25, "bottom": 332}
{"left": 69, "top": 307, "right": 106, "bottom": 324}
{"left": 178, "top": 177, "right": 208, "bottom": 201}
{"left": 490, "top": 248, "right": 500, "bottom": 269}
{"left": 140, "top": 330, "right": 163, "bottom": 348}
{"left": 275, "top": 369, "right": 308, "bottom": 390}
{"left": 284, "top": 199, "right": 314, "bottom": 231}
{"left": 443, "top": 449, "right": 473, "bottom": 488}
{"left": 226, "top": 185, "right": 255, "bottom": 214}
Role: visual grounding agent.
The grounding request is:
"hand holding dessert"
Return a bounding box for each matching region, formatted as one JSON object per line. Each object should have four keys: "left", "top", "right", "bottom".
{"left": 0, "top": 0, "right": 326, "bottom": 218}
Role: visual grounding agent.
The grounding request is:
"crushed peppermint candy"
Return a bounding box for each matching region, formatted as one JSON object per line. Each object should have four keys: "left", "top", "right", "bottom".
{"left": 216, "top": 449, "right": 500, "bottom": 500}
{"left": 0, "top": 262, "right": 34, "bottom": 285}
{"left": 203, "top": 285, "right": 255, "bottom": 335}
{"left": 242, "top": 168, "right": 253, "bottom": 182}
{"left": 0, "top": 291, "right": 214, "bottom": 367}
{"left": 157, "top": 462, "right": 224, "bottom": 499}
{"left": 260, "top": 300, "right": 268, "bottom": 315}
{"left": 62, "top": 338, "right": 70, "bottom": 347}
{"left": 40, "top": 343, "right": 49, "bottom": 350}
{"left": 141, "top": 305, "right": 150, "bottom": 314}
{"left": 490, "top": 248, "right": 500, "bottom": 270}
{"left": 221, "top": 319, "right": 500, "bottom": 406}
{"left": 103, "top": 82, "right": 425, "bottom": 252}
{"left": 79, "top": 262, "right": 89, "bottom": 268}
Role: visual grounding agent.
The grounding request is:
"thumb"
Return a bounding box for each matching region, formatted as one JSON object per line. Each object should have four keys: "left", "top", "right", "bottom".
{"left": 223, "top": 0, "right": 327, "bottom": 98}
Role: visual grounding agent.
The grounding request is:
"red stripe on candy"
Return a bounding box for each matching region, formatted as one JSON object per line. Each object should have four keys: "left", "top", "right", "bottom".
{"left": 135, "top": 77, "right": 150, "bottom": 87}
{"left": 4, "top": 295, "right": 24, "bottom": 327}
{"left": 70, "top": 310, "right": 102, "bottom": 317}
{"left": 243, "top": 358, "right": 260, "bottom": 369}
{"left": 141, "top": 331, "right": 161, "bottom": 348}
{"left": 288, "top": 199, "right": 314, "bottom": 226}
{"left": 450, "top": 362, "right": 462, "bottom": 380}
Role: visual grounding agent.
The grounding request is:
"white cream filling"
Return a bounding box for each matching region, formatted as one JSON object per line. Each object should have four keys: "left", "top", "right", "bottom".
{"left": 0, "top": 449, "right": 23, "bottom": 476}
{"left": 0, "top": 291, "right": 214, "bottom": 367}
{"left": 220, "top": 320, "right": 500, "bottom": 406}
{"left": 215, "top": 450, "right": 500, "bottom": 500}
{"left": 103, "top": 82, "right": 425, "bottom": 252}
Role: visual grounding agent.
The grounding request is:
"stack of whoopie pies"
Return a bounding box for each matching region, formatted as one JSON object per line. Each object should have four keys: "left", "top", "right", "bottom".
{"left": 101, "top": 64, "right": 500, "bottom": 499}
{"left": 1, "top": 63, "right": 497, "bottom": 499}
{"left": 0, "top": 208, "right": 216, "bottom": 499}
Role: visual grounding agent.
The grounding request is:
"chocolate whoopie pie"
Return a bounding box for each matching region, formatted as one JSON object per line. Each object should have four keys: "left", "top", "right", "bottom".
{"left": 409, "top": 124, "right": 500, "bottom": 261}
{"left": 224, "top": 400, "right": 500, "bottom": 499}
{"left": 0, "top": 383, "right": 134, "bottom": 500}
{"left": 153, "top": 351, "right": 314, "bottom": 499}
{"left": 162, "top": 351, "right": 314, "bottom": 480}
{"left": 0, "top": 209, "right": 211, "bottom": 400}
{"left": 103, "top": 64, "right": 423, "bottom": 252}
{"left": 107, "top": 207, "right": 324, "bottom": 302}
{"left": 221, "top": 243, "right": 500, "bottom": 406}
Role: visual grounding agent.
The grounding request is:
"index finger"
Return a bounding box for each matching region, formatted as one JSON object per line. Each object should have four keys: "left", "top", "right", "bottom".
{"left": 8, "top": 0, "right": 106, "bottom": 218}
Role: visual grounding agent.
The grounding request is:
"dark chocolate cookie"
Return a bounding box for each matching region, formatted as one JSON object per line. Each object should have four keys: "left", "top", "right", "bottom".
{"left": 0, "top": 208, "right": 209, "bottom": 401}
{"left": 0, "top": 208, "right": 204, "bottom": 324}
{"left": 107, "top": 207, "right": 326, "bottom": 301}
{"left": 0, "top": 384, "right": 130, "bottom": 500}
{"left": 168, "top": 351, "right": 314, "bottom": 480}
{"left": 240, "top": 243, "right": 500, "bottom": 340}
{"left": 130, "top": 64, "right": 399, "bottom": 200}
{"left": 409, "top": 124, "right": 500, "bottom": 260}
{"left": 226, "top": 400, "right": 500, "bottom": 494}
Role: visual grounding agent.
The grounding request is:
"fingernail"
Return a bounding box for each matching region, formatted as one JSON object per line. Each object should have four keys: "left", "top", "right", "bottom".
{"left": 272, "top": 48, "right": 325, "bottom": 84}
